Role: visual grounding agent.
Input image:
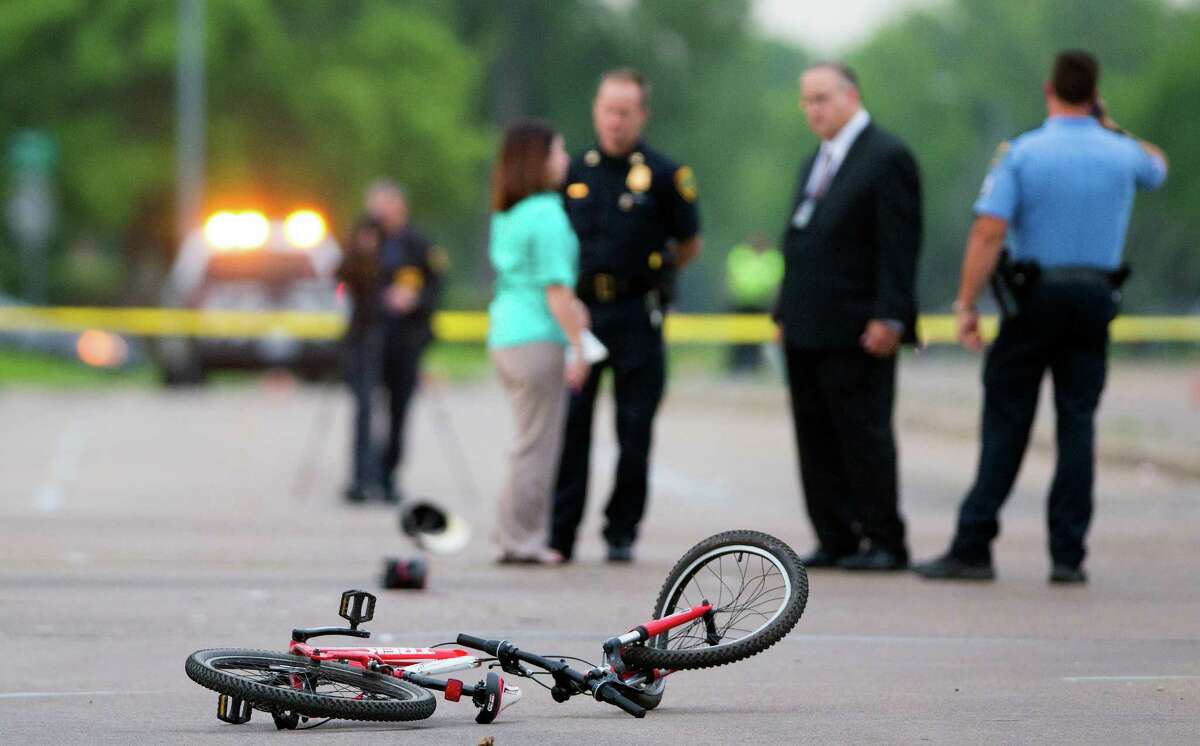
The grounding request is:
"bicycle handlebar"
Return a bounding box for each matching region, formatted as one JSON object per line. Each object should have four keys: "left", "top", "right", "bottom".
{"left": 455, "top": 634, "right": 500, "bottom": 656}
{"left": 594, "top": 681, "right": 647, "bottom": 718}
{"left": 454, "top": 634, "right": 645, "bottom": 718}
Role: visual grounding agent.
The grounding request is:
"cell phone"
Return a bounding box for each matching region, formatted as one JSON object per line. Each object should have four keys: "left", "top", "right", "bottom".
{"left": 1090, "top": 99, "right": 1105, "bottom": 120}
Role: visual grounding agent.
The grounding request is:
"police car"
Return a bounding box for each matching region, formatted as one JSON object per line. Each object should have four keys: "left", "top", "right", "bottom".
{"left": 157, "top": 209, "right": 346, "bottom": 385}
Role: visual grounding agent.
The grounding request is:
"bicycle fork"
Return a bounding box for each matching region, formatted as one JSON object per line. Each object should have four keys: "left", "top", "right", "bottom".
{"left": 602, "top": 601, "right": 716, "bottom": 677}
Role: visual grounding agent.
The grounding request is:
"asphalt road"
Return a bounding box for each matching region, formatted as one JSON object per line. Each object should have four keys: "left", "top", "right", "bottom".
{"left": 1, "top": 356, "right": 1197, "bottom": 744}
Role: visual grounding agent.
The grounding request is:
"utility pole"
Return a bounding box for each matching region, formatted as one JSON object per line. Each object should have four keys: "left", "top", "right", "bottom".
{"left": 176, "top": 0, "right": 206, "bottom": 242}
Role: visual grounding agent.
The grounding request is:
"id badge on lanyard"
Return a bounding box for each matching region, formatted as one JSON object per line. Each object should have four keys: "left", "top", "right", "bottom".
{"left": 792, "top": 198, "right": 817, "bottom": 230}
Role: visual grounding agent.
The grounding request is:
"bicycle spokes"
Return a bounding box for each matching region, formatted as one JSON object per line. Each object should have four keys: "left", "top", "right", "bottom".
{"left": 661, "top": 547, "right": 792, "bottom": 650}
{"left": 212, "top": 658, "right": 393, "bottom": 702}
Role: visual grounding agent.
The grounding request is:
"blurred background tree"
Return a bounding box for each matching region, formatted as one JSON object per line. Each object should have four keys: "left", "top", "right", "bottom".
{"left": 0, "top": 0, "right": 1195, "bottom": 311}
{"left": 0, "top": 0, "right": 488, "bottom": 303}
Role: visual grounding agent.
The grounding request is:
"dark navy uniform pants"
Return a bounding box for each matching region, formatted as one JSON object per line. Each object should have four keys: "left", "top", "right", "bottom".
{"left": 344, "top": 328, "right": 383, "bottom": 490}
{"left": 951, "top": 281, "right": 1116, "bottom": 568}
{"left": 551, "top": 298, "right": 665, "bottom": 558}
{"left": 381, "top": 334, "right": 428, "bottom": 497}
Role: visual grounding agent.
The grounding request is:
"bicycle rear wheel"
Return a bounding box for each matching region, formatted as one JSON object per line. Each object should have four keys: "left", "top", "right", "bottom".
{"left": 185, "top": 648, "right": 436, "bottom": 722}
{"left": 622, "top": 530, "right": 808, "bottom": 671}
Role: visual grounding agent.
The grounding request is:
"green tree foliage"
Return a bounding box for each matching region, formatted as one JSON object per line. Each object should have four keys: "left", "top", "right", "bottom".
{"left": 850, "top": 0, "right": 1192, "bottom": 310}
{"left": 1122, "top": 6, "right": 1200, "bottom": 310}
{"left": 1, "top": 0, "right": 1195, "bottom": 311}
{"left": 426, "top": 0, "right": 809, "bottom": 308}
{"left": 0, "top": 0, "right": 488, "bottom": 300}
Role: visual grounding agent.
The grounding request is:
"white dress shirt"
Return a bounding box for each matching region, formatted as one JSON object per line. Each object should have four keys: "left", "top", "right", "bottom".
{"left": 795, "top": 108, "right": 902, "bottom": 333}
{"left": 804, "top": 108, "right": 871, "bottom": 197}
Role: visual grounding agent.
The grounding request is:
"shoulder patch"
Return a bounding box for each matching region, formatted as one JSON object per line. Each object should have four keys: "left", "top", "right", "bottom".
{"left": 674, "top": 166, "right": 698, "bottom": 202}
{"left": 989, "top": 141, "right": 1011, "bottom": 169}
{"left": 427, "top": 245, "right": 450, "bottom": 274}
{"left": 566, "top": 182, "right": 590, "bottom": 199}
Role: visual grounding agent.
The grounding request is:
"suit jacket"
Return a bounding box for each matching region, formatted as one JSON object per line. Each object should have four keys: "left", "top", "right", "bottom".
{"left": 775, "top": 123, "right": 922, "bottom": 350}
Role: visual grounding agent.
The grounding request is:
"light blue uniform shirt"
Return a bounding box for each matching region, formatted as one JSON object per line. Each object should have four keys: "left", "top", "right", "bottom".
{"left": 974, "top": 116, "right": 1167, "bottom": 269}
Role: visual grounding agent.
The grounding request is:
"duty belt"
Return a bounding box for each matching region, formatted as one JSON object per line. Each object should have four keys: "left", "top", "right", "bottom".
{"left": 1040, "top": 266, "right": 1123, "bottom": 287}
{"left": 579, "top": 273, "right": 645, "bottom": 303}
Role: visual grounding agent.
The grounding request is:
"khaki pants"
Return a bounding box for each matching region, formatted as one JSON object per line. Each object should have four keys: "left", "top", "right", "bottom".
{"left": 491, "top": 343, "right": 567, "bottom": 555}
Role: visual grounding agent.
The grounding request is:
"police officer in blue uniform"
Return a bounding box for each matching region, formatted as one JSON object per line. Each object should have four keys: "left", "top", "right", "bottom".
{"left": 551, "top": 68, "right": 702, "bottom": 563}
{"left": 914, "top": 51, "right": 1168, "bottom": 584}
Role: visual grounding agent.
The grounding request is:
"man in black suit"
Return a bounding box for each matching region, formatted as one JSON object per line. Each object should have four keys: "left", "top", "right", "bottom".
{"left": 774, "top": 62, "right": 922, "bottom": 571}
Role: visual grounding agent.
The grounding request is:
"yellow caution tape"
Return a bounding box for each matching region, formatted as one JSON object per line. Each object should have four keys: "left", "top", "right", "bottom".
{"left": 0, "top": 307, "right": 1197, "bottom": 344}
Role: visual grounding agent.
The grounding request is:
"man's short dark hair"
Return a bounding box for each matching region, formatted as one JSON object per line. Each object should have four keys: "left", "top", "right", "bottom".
{"left": 599, "top": 67, "right": 652, "bottom": 109}
{"left": 807, "top": 61, "right": 860, "bottom": 92}
{"left": 1052, "top": 50, "right": 1099, "bottom": 104}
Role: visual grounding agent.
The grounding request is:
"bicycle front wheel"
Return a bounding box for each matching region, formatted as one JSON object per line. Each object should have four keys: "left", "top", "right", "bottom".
{"left": 185, "top": 648, "right": 436, "bottom": 722}
{"left": 622, "top": 530, "right": 808, "bottom": 671}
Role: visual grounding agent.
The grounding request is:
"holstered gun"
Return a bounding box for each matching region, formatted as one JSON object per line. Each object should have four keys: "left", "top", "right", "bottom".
{"left": 990, "top": 249, "right": 1040, "bottom": 319}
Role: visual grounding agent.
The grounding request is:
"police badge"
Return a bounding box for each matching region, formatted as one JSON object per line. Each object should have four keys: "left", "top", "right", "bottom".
{"left": 626, "top": 163, "right": 652, "bottom": 193}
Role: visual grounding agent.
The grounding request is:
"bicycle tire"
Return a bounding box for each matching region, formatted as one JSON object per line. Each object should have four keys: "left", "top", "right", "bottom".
{"left": 622, "top": 530, "right": 808, "bottom": 671}
{"left": 185, "top": 648, "right": 436, "bottom": 722}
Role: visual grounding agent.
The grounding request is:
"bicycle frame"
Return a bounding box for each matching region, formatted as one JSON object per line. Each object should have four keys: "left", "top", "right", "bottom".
{"left": 196, "top": 588, "right": 720, "bottom": 728}
{"left": 602, "top": 601, "right": 716, "bottom": 686}
{"left": 284, "top": 600, "right": 715, "bottom": 710}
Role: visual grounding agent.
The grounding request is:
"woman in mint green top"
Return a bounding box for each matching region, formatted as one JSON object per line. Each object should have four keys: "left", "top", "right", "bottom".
{"left": 487, "top": 120, "right": 590, "bottom": 565}
{"left": 487, "top": 191, "right": 579, "bottom": 348}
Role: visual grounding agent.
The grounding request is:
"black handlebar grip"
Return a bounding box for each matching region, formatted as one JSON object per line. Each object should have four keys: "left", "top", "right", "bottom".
{"left": 456, "top": 634, "right": 501, "bottom": 656}
{"left": 595, "top": 683, "right": 647, "bottom": 719}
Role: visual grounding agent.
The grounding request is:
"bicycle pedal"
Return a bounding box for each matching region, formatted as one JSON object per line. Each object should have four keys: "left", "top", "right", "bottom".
{"left": 216, "top": 693, "right": 253, "bottom": 724}
{"left": 339, "top": 589, "right": 376, "bottom": 626}
{"left": 271, "top": 710, "right": 300, "bottom": 730}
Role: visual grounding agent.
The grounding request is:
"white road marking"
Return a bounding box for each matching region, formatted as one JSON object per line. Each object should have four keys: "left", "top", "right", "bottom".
{"left": 1064, "top": 675, "right": 1200, "bottom": 683}
{"left": 0, "top": 690, "right": 158, "bottom": 700}
{"left": 33, "top": 419, "right": 89, "bottom": 513}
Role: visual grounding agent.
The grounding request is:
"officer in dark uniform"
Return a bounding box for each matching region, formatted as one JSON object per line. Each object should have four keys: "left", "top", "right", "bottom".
{"left": 551, "top": 68, "right": 702, "bottom": 563}
{"left": 913, "top": 51, "right": 1168, "bottom": 584}
{"left": 366, "top": 180, "right": 447, "bottom": 504}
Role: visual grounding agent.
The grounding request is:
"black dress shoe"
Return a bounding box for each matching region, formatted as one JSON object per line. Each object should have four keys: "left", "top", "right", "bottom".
{"left": 838, "top": 546, "right": 908, "bottom": 571}
{"left": 606, "top": 544, "right": 634, "bottom": 563}
{"left": 1049, "top": 564, "right": 1087, "bottom": 584}
{"left": 799, "top": 547, "right": 852, "bottom": 568}
{"left": 911, "top": 553, "right": 995, "bottom": 581}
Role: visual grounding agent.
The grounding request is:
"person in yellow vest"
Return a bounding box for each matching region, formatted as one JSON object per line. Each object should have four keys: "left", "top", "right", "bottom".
{"left": 725, "top": 234, "right": 783, "bottom": 373}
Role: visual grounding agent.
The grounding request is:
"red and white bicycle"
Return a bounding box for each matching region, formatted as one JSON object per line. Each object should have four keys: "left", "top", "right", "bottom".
{"left": 185, "top": 530, "right": 808, "bottom": 729}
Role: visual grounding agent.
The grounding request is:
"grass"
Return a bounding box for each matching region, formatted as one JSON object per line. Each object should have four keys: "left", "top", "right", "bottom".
{"left": 0, "top": 349, "right": 155, "bottom": 388}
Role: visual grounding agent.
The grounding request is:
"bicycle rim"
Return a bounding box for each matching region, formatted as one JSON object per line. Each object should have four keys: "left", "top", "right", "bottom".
{"left": 657, "top": 544, "right": 793, "bottom": 652}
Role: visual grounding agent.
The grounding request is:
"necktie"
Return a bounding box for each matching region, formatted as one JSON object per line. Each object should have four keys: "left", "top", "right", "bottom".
{"left": 807, "top": 147, "right": 835, "bottom": 199}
